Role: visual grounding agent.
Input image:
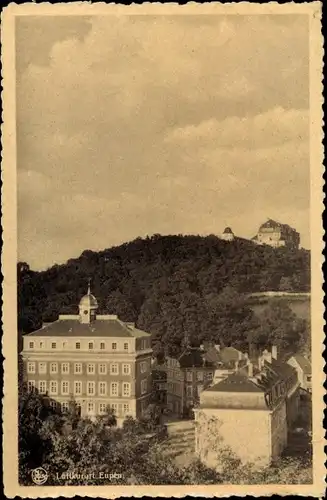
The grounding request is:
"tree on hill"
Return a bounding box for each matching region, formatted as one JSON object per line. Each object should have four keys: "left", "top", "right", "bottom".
{"left": 251, "top": 299, "right": 309, "bottom": 354}
{"left": 18, "top": 234, "right": 310, "bottom": 357}
{"left": 203, "top": 286, "right": 260, "bottom": 349}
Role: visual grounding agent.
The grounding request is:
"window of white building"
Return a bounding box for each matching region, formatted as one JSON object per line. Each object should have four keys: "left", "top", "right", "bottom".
{"left": 74, "top": 381, "right": 82, "bottom": 396}
{"left": 87, "top": 363, "right": 95, "bottom": 375}
{"left": 98, "top": 364, "right": 107, "bottom": 375}
{"left": 87, "top": 402, "right": 95, "bottom": 414}
{"left": 27, "top": 380, "right": 35, "bottom": 392}
{"left": 74, "top": 363, "right": 82, "bottom": 374}
{"left": 99, "top": 403, "right": 107, "bottom": 414}
{"left": 110, "top": 363, "right": 119, "bottom": 375}
{"left": 50, "top": 362, "right": 58, "bottom": 374}
{"left": 38, "top": 381, "right": 47, "bottom": 394}
{"left": 61, "top": 381, "right": 69, "bottom": 395}
{"left": 61, "top": 363, "right": 69, "bottom": 374}
{"left": 87, "top": 381, "right": 95, "bottom": 396}
{"left": 110, "top": 403, "right": 118, "bottom": 414}
{"left": 123, "top": 382, "right": 130, "bottom": 397}
{"left": 123, "top": 403, "right": 130, "bottom": 414}
{"left": 49, "top": 381, "right": 58, "bottom": 395}
{"left": 110, "top": 382, "right": 118, "bottom": 396}
{"left": 61, "top": 402, "right": 69, "bottom": 413}
{"left": 39, "top": 362, "right": 47, "bottom": 374}
{"left": 122, "top": 364, "right": 130, "bottom": 375}
{"left": 27, "top": 362, "right": 35, "bottom": 374}
{"left": 99, "top": 382, "right": 107, "bottom": 396}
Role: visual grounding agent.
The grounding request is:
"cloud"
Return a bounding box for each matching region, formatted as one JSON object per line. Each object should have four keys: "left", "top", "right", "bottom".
{"left": 165, "top": 108, "right": 309, "bottom": 149}
{"left": 16, "top": 14, "right": 310, "bottom": 269}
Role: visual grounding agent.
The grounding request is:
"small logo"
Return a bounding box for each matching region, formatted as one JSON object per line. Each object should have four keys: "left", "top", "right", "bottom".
{"left": 31, "top": 467, "right": 48, "bottom": 485}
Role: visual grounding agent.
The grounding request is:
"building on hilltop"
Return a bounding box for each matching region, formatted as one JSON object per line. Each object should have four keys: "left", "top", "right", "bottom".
{"left": 21, "top": 284, "right": 153, "bottom": 424}
{"left": 220, "top": 227, "right": 235, "bottom": 241}
{"left": 251, "top": 219, "right": 300, "bottom": 249}
{"left": 194, "top": 346, "right": 300, "bottom": 467}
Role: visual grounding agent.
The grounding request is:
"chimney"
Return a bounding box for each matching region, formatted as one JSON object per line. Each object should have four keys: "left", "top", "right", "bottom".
{"left": 272, "top": 345, "right": 278, "bottom": 360}
{"left": 215, "top": 344, "right": 220, "bottom": 352}
{"left": 200, "top": 344, "right": 204, "bottom": 351}
{"left": 258, "top": 355, "right": 263, "bottom": 372}
{"left": 248, "top": 361, "right": 253, "bottom": 377}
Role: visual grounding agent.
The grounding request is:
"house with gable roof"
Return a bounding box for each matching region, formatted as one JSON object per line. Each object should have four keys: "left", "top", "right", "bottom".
{"left": 287, "top": 354, "right": 312, "bottom": 393}
{"left": 194, "top": 346, "right": 300, "bottom": 467}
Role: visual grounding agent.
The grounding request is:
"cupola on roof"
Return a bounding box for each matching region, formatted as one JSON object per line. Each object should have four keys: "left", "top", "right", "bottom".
{"left": 79, "top": 282, "right": 98, "bottom": 309}
{"left": 223, "top": 227, "right": 233, "bottom": 234}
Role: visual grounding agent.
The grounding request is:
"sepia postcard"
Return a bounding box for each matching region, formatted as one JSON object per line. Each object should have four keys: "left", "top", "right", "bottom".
{"left": 1, "top": 2, "right": 325, "bottom": 498}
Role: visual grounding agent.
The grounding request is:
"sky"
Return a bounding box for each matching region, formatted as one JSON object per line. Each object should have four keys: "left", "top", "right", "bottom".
{"left": 16, "top": 14, "right": 310, "bottom": 271}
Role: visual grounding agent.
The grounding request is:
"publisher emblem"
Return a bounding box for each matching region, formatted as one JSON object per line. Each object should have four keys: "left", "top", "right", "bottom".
{"left": 31, "top": 467, "right": 48, "bottom": 485}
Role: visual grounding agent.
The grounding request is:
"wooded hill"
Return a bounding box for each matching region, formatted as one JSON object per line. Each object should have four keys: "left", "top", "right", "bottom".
{"left": 18, "top": 234, "right": 310, "bottom": 356}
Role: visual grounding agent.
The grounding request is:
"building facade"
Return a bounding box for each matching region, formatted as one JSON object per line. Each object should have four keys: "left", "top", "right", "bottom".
{"left": 152, "top": 344, "right": 246, "bottom": 416}
{"left": 287, "top": 354, "right": 312, "bottom": 394}
{"left": 251, "top": 219, "right": 300, "bottom": 249}
{"left": 194, "top": 347, "right": 300, "bottom": 468}
{"left": 21, "top": 287, "right": 153, "bottom": 424}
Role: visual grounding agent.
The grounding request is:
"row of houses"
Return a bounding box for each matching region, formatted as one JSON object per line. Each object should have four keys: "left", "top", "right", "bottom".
{"left": 152, "top": 343, "right": 311, "bottom": 466}
{"left": 21, "top": 286, "right": 311, "bottom": 467}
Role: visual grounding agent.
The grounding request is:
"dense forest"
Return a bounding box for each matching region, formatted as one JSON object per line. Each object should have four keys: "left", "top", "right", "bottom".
{"left": 18, "top": 234, "right": 311, "bottom": 357}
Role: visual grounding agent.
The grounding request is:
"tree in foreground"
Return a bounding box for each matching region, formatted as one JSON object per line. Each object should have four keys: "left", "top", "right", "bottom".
{"left": 19, "top": 389, "right": 312, "bottom": 486}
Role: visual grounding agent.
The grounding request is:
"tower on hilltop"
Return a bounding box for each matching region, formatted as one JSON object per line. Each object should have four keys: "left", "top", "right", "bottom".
{"left": 221, "top": 227, "right": 235, "bottom": 242}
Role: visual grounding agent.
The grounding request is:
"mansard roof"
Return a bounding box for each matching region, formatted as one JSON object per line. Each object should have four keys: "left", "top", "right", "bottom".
{"left": 26, "top": 317, "right": 151, "bottom": 338}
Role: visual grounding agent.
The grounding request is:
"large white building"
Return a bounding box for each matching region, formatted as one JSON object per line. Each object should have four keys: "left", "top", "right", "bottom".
{"left": 21, "top": 285, "right": 153, "bottom": 424}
